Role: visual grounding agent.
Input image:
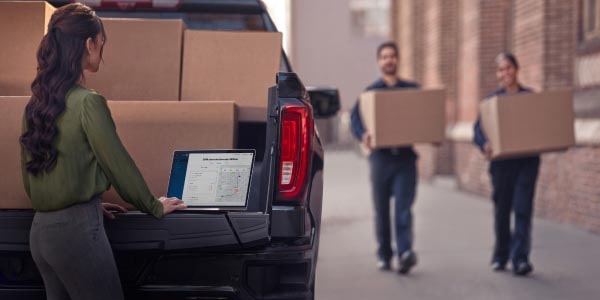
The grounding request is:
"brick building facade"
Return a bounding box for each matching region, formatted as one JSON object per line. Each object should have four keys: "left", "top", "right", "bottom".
{"left": 391, "top": 0, "right": 600, "bottom": 233}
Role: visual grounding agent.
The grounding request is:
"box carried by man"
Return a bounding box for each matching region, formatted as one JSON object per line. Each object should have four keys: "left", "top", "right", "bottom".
{"left": 480, "top": 89, "right": 575, "bottom": 159}
{"left": 359, "top": 89, "right": 446, "bottom": 148}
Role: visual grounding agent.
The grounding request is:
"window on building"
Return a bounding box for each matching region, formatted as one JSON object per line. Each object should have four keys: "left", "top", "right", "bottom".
{"left": 583, "top": 0, "right": 600, "bottom": 40}
{"left": 349, "top": 0, "right": 390, "bottom": 38}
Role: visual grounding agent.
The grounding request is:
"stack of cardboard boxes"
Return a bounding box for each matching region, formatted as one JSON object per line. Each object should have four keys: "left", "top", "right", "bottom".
{"left": 0, "top": 1, "right": 281, "bottom": 208}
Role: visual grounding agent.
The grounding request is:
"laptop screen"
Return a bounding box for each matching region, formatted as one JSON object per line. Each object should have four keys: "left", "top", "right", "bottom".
{"left": 167, "top": 150, "right": 255, "bottom": 208}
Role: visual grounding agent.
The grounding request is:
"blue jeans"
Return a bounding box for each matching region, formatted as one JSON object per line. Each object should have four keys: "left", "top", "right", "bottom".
{"left": 489, "top": 156, "right": 540, "bottom": 266}
{"left": 369, "top": 150, "right": 417, "bottom": 261}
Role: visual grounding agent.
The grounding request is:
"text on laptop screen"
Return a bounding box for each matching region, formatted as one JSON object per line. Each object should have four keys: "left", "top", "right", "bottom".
{"left": 167, "top": 152, "right": 254, "bottom": 207}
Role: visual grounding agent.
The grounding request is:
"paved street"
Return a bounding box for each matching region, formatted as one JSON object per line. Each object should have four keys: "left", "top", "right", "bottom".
{"left": 316, "top": 150, "right": 600, "bottom": 300}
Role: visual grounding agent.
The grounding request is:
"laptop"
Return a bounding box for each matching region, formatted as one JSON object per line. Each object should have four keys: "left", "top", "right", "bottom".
{"left": 167, "top": 150, "right": 255, "bottom": 209}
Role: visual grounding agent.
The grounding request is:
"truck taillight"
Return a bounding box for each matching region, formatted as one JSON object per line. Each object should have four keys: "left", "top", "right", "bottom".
{"left": 277, "top": 103, "right": 313, "bottom": 202}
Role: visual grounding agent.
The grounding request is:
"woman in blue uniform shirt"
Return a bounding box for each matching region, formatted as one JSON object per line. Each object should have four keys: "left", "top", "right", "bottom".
{"left": 473, "top": 53, "right": 539, "bottom": 276}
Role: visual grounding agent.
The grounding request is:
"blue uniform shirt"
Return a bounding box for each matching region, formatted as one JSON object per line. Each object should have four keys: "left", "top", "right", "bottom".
{"left": 350, "top": 78, "right": 420, "bottom": 157}
{"left": 473, "top": 85, "right": 533, "bottom": 151}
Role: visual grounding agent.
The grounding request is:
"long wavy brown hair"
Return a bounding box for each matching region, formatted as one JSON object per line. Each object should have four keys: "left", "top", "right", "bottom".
{"left": 20, "top": 3, "right": 105, "bottom": 176}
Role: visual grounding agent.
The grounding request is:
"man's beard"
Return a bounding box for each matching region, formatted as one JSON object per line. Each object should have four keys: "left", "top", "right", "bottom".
{"left": 382, "top": 64, "right": 397, "bottom": 76}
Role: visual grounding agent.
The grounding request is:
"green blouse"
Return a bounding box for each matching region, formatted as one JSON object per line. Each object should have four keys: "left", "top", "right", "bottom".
{"left": 21, "top": 85, "right": 164, "bottom": 218}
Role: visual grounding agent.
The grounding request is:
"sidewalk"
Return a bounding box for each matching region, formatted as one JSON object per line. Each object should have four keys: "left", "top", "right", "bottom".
{"left": 316, "top": 150, "right": 600, "bottom": 300}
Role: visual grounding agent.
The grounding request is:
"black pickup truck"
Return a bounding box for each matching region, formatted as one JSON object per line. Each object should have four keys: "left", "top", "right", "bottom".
{"left": 0, "top": 1, "right": 340, "bottom": 299}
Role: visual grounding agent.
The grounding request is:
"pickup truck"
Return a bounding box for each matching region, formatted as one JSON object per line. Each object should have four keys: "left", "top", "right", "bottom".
{"left": 0, "top": 1, "right": 341, "bottom": 299}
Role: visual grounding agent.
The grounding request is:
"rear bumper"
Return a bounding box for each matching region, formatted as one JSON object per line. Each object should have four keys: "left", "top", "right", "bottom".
{"left": 1, "top": 246, "right": 316, "bottom": 300}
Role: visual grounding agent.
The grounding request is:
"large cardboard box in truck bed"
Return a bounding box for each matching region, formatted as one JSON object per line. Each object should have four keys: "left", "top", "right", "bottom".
{"left": 359, "top": 89, "right": 446, "bottom": 148}
{"left": 85, "top": 18, "right": 184, "bottom": 100}
{"left": 103, "top": 101, "right": 237, "bottom": 207}
{"left": 0, "top": 96, "right": 31, "bottom": 209}
{"left": 181, "top": 30, "right": 282, "bottom": 122}
{"left": 0, "top": 1, "right": 55, "bottom": 96}
{"left": 0, "top": 99, "right": 237, "bottom": 209}
{"left": 480, "top": 89, "right": 575, "bottom": 159}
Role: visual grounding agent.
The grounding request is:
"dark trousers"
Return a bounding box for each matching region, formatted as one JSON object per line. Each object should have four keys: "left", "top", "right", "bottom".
{"left": 489, "top": 156, "right": 540, "bottom": 266}
{"left": 369, "top": 150, "right": 417, "bottom": 261}
{"left": 30, "top": 198, "right": 124, "bottom": 300}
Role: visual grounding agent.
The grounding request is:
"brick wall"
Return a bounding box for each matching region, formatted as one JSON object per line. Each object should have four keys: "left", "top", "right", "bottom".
{"left": 544, "top": 0, "right": 576, "bottom": 89}
{"left": 397, "top": 0, "right": 415, "bottom": 79}
{"left": 414, "top": 142, "right": 456, "bottom": 177}
{"left": 457, "top": 0, "right": 481, "bottom": 122}
{"left": 513, "top": 0, "right": 576, "bottom": 90}
{"left": 536, "top": 148, "right": 600, "bottom": 233}
{"left": 454, "top": 142, "right": 492, "bottom": 197}
{"left": 436, "top": 1, "right": 460, "bottom": 175}
{"left": 513, "top": 0, "right": 545, "bottom": 90}
{"left": 441, "top": 0, "right": 459, "bottom": 124}
{"left": 413, "top": 0, "right": 426, "bottom": 83}
{"left": 458, "top": 0, "right": 511, "bottom": 112}
{"left": 415, "top": 144, "right": 437, "bottom": 181}
{"left": 574, "top": 0, "right": 600, "bottom": 119}
{"left": 480, "top": 0, "right": 512, "bottom": 96}
{"left": 423, "top": 0, "right": 442, "bottom": 88}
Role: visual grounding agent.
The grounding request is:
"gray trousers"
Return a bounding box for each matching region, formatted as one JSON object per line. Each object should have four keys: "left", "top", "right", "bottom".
{"left": 30, "top": 197, "right": 124, "bottom": 300}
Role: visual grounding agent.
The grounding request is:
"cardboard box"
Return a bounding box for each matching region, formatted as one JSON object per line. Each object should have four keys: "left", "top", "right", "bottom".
{"left": 0, "top": 96, "right": 32, "bottom": 209}
{"left": 181, "top": 30, "right": 282, "bottom": 121}
{"left": 103, "top": 101, "right": 237, "bottom": 207}
{"left": 85, "top": 18, "right": 183, "bottom": 100}
{"left": 0, "top": 1, "right": 55, "bottom": 96}
{"left": 359, "top": 89, "right": 446, "bottom": 148}
{"left": 480, "top": 89, "right": 575, "bottom": 159}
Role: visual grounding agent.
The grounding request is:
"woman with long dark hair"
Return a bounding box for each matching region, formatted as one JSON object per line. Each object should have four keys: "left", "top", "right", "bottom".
{"left": 20, "top": 4, "right": 186, "bottom": 299}
{"left": 473, "top": 53, "right": 539, "bottom": 276}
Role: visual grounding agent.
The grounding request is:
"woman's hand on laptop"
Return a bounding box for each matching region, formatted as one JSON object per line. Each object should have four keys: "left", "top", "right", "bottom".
{"left": 159, "top": 196, "right": 187, "bottom": 215}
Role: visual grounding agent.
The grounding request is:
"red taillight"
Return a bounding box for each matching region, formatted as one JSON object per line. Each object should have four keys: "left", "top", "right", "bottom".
{"left": 277, "top": 103, "right": 313, "bottom": 202}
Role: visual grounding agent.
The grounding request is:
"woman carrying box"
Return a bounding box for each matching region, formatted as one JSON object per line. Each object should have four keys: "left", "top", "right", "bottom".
{"left": 19, "top": 4, "right": 186, "bottom": 299}
{"left": 473, "top": 53, "right": 539, "bottom": 276}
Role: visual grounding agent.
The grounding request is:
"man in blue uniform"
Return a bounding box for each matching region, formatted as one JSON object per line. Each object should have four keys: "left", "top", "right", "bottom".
{"left": 473, "top": 53, "right": 539, "bottom": 276}
{"left": 350, "top": 41, "right": 419, "bottom": 275}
